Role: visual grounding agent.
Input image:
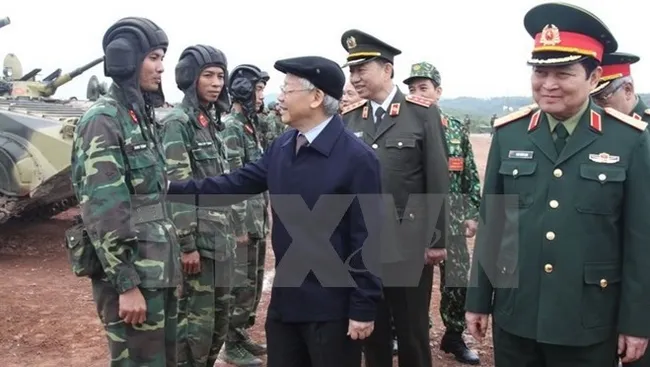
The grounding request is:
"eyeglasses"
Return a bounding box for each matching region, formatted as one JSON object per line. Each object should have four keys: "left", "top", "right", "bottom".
{"left": 279, "top": 86, "right": 311, "bottom": 95}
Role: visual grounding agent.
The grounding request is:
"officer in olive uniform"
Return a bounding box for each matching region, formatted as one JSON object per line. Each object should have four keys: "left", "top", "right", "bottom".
{"left": 591, "top": 52, "right": 650, "bottom": 123}
{"left": 339, "top": 29, "right": 450, "bottom": 367}
{"left": 465, "top": 3, "right": 650, "bottom": 366}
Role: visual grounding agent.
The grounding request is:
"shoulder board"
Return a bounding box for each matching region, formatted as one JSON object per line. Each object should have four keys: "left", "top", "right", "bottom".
{"left": 604, "top": 107, "right": 648, "bottom": 131}
{"left": 341, "top": 99, "right": 367, "bottom": 115}
{"left": 405, "top": 94, "right": 434, "bottom": 108}
{"left": 519, "top": 103, "right": 538, "bottom": 110}
{"left": 493, "top": 106, "right": 535, "bottom": 128}
{"left": 645, "top": 108, "right": 650, "bottom": 115}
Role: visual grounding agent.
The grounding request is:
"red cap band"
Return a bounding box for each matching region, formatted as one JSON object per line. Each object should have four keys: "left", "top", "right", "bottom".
{"left": 533, "top": 25, "right": 604, "bottom": 62}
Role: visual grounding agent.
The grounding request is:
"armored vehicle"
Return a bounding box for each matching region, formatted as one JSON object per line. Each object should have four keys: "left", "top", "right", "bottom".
{"left": 0, "top": 18, "right": 104, "bottom": 223}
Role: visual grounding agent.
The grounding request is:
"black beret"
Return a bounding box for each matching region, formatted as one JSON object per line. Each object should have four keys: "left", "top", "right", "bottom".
{"left": 274, "top": 56, "right": 345, "bottom": 100}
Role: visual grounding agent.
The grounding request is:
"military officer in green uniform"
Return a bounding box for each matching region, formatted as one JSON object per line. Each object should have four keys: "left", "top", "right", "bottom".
{"left": 465, "top": 3, "right": 650, "bottom": 366}
{"left": 339, "top": 29, "right": 450, "bottom": 367}
{"left": 404, "top": 61, "right": 481, "bottom": 365}
{"left": 591, "top": 52, "right": 650, "bottom": 124}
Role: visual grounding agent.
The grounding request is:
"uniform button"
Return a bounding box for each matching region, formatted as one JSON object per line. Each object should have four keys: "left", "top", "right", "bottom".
{"left": 546, "top": 231, "right": 555, "bottom": 240}
{"left": 553, "top": 168, "right": 563, "bottom": 178}
{"left": 371, "top": 144, "right": 378, "bottom": 149}
{"left": 408, "top": 213, "right": 415, "bottom": 220}
{"left": 544, "top": 264, "right": 553, "bottom": 273}
{"left": 549, "top": 200, "right": 559, "bottom": 208}
{"left": 600, "top": 279, "right": 608, "bottom": 288}
{"left": 598, "top": 173, "right": 606, "bottom": 181}
{"left": 397, "top": 141, "right": 403, "bottom": 147}
{"left": 512, "top": 169, "right": 519, "bottom": 176}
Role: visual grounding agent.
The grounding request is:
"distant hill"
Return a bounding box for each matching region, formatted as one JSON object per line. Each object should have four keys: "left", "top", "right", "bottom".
{"left": 263, "top": 92, "right": 650, "bottom": 133}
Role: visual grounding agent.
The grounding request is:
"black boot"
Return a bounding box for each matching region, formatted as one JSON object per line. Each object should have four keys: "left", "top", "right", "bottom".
{"left": 236, "top": 328, "right": 267, "bottom": 356}
{"left": 440, "top": 331, "right": 480, "bottom": 365}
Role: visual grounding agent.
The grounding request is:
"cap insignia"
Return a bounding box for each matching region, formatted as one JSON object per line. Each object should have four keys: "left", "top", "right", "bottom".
{"left": 346, "top": 36, "right": 357, "bottom": 50}
{"left": 540, "top": 24, "right": 561, "bottom": 46}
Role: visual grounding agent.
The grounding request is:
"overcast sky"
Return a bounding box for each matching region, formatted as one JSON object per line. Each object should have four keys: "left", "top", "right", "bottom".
{"left": 2, "top": 0, "right": 646, "bottom": 103}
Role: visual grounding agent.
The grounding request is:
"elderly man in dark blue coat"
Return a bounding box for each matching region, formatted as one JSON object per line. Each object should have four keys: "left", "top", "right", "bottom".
{"left": 166, "top": 55, "right": 383, "bottom": 367}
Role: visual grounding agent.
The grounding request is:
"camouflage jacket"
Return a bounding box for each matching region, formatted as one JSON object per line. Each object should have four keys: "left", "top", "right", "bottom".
{"left": 256, "top": 111, "right": 285, "bottom": 151}
{"left": 70, "top": 84, "right": 181, "bottom": 292}
{"left": 160, "top": 103, "right": 237, "bottom": 260}
{"left": 443, "top": 113, "right": 481, "bottom": 236}
{"left": 222, "top": 111, "right": 269, "bottom": 238}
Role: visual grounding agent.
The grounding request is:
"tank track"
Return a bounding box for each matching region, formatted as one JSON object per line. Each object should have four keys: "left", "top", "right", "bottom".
{"left": 0, "top": 194, "right": 77, "bottom": 225}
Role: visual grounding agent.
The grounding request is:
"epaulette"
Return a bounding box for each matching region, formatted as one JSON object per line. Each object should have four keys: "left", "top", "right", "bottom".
{"left": 493, "top": 106, "right": 536, "bottom": 128}
{"left": 604, "top": 107, "right": 648, "bottom": 131}
{"left": 341, "top": 99, "right": 367, "bottom": 115}
{"left": 519, "top": 103, "right": 538, "bottom": 110}
{"left": 405, "top": 94, "right": 434, "bottom": 108}
{"left": 645, "top": 108, "right": 650, "bottom": 115}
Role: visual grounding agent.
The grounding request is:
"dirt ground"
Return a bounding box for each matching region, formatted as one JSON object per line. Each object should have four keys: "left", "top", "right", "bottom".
{"left": 0, "top": 134, "right": 494, "bottom": 367}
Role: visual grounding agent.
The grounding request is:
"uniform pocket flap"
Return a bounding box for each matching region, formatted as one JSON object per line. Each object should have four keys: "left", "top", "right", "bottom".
{"left": 125, "top": 147, "right": 156, "bottom": 169}
{"left": 580, "top": 164, "right": 626, "bottom": 183}
{"left": 191, "top": 147, "right": 219, "bottom": 161}
{"left": 499, "top": 160, "right": 537, "bottom": 176}
{"left": 385, "top": 138, "right": 416, "bottom": 148}
{"left": 584, "top": 262, "right": 622, "bottom": 285}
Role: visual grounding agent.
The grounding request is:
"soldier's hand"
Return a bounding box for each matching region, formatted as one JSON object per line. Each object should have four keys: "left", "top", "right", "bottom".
{"left": 118, "top": 287, "right": 147, "bottom": 325}
{"left": 618, "top": 334, "right": 649, "bottom": 363}
{"left": 181, "top": 251, "right": 201, "bottom": 274}
{"left": 464, "top": 220, "right": 478, "bottom": 238}
{"left": 425, "top": 248, "right": 446, "bottom": 265}
{"left": 347, "top": 319, "right": 374, "bottom": 340}
{"left": 236, "top": 234, "right": 249, "bottom": 247}
{"left": 466, "top": 312, "right": 489, "bottom": 341}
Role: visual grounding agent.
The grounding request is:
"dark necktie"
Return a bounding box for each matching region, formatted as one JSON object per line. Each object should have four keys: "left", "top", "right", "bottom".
{"left": 295, "top": 133, "right": 308, "bottom": 154}
{"left": 554, "top": 123, "right": 569, "bottom": 154}
{"left": 374, "top": 106, "right": 385, "bottom": 124}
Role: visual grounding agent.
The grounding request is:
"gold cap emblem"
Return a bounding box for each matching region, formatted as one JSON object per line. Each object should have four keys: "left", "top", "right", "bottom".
{"left": 540, "top": 24, "right": 561, "bottom": 46}
{"left": 346, "top": 36, "right": 357, "bottom": 49}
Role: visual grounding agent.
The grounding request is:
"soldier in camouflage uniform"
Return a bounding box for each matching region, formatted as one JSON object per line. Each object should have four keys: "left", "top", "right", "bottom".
{"left": 220, "top": 64, "right": 269, "bottom": 367}
{"left": 258, "top": 101, "right": 286, "bottom": 149}
{"left": 160, "top": 45, "right": 236, "bottom": 367}
{"left": 404, "top": 61, "right": 481, "bottom": 365}
{"left": 69, "top": 17, "right": 181, "bottom": 366}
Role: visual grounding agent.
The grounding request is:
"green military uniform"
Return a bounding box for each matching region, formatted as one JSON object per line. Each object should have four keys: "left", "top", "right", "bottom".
{"left": 71, "top": 83, "right": 181, "bottom": 366}
{"left": 466, "top": 4, "right": 650, "bottom": 366}
{"left": 161, "top": 59, "right": 237, "bottom": 366}
{"left": 340, "top": 29, "right": 450, "bottom": 367}
{"left": 257, "top": 102, "right": 286, "bottom": 150}
{"left": 221, "top": 110, "right": 268, "bottom": 365}
{"left": 591, "top": 52, "right": 650, "bottom": 125}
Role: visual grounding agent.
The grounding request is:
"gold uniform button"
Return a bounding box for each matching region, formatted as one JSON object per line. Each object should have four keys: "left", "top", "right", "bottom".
{"left": 600, "top": 279, "right": 608, "bottom": 288}
{"left": 371, "top": 144, "right": 378, "bottom": 149}
{"left": 544, "top": 264, "right": 553, "bottom": 273}
{"left": 549, "top": 200, "right": 559, "bottom": 208}
{"left": 598, "top": 173, "right": 607, "bottom": 181}
{"left": 553, "top": 169, "right": 563, "bottom": 178}
{"left": 546, "top": 231, "right": 555, "bottom": 240}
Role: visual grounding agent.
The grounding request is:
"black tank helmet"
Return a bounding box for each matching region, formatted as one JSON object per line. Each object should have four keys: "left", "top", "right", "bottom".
{"left": 229, "top": 64, "right": 263, "bottom": 120}
{"left": 102, "top": 17, "right": 168, "bottom": 119}
{"left": 175, "top": 44, "right": 229, "bottom": 114}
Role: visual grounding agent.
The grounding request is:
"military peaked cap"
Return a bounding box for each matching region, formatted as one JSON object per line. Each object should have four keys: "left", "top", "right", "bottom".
{"left": 340, "top": 29, "right": 402, "bottom": 68}
{"left": 591, "top": 52, "right": 640, "bottom": 95}
{"left": 524, "top": 2, "right": 617, "bottom": 66}
{"left": 274, "top": 56, "right": 345, "bottom": 100}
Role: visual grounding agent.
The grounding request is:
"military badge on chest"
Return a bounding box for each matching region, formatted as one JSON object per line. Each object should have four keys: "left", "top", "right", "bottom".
{"left": 198, "top": 112, "right": 209, "bottom": 127}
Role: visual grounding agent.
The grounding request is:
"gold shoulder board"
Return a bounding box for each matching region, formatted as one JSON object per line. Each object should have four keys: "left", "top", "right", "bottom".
{"left": 405, "top": 94, "right": 434, "bottom": 108}
{"left": 494, "top": 106, "right": 535, "bottom": 128}
{"left": 605, "top": 107, "right": 648, "bottom": 131}
{"left": 341, "top": 99, "right": 367, "bottom": 115}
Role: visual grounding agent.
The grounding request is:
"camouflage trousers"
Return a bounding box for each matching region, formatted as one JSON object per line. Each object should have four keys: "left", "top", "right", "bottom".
{"left": 177, "top": 256, "right": 234, "bottom": 367}
{"left": 439, "top": 235, "right": 471, "bottom": 333}
{"left": 227, "top": 236, "right": 266, "bottom": 341}
{"left": 91, "top": 279, "right": 178, "bottom": 367}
